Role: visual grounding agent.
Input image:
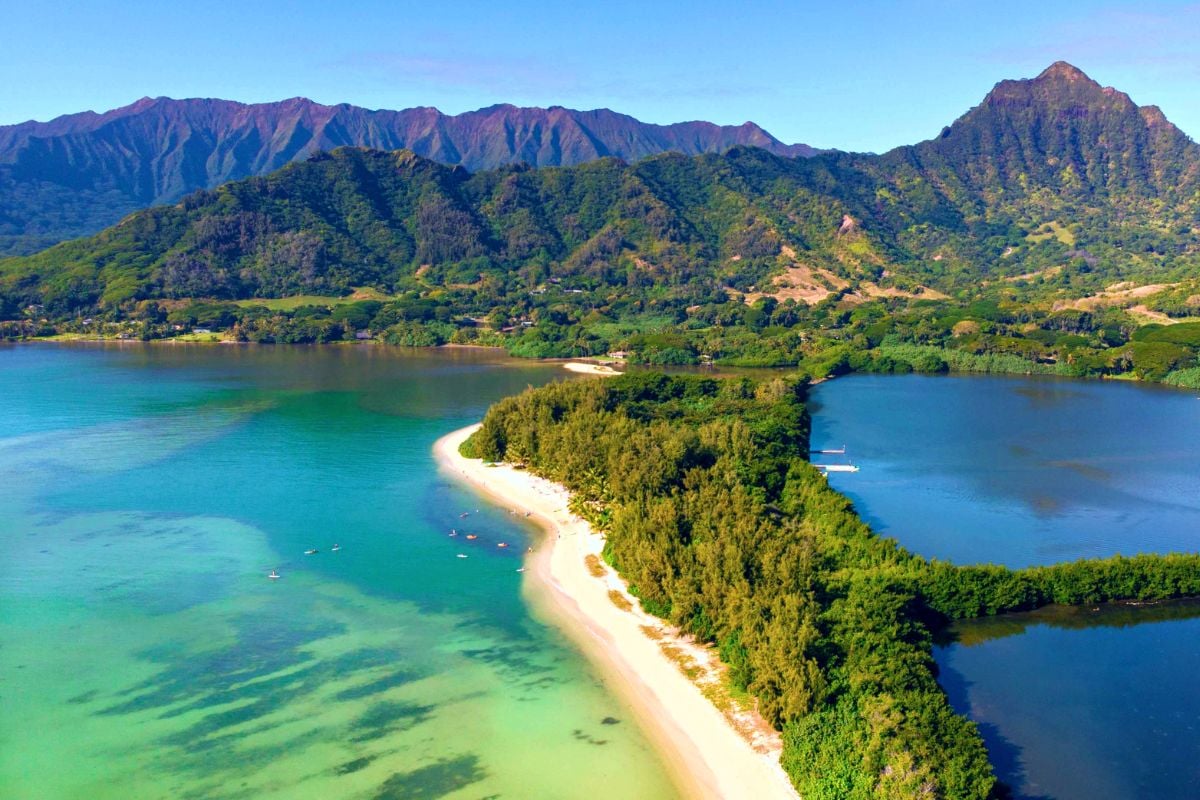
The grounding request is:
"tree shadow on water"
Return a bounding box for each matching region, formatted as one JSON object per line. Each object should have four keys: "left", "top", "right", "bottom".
{"left": 976, "top": 721, "right": 1053, "bottom": 800}
{"left": 935, "top": 659, "right": 1052, "bottom": 800}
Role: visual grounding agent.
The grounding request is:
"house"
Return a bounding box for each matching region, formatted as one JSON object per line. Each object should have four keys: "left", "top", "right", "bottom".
{"left": 192, "top": 328, "right": 212, "bottom": 335}
{"left": 355, "top": 330, "right": 372, "bottom": 340}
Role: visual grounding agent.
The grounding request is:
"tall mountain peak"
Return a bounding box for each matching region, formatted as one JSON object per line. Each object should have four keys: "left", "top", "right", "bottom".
{"left": 909, "top": 60, "right": 1198, "bottom": 204}
{"left": 1035, "top": 61, "right": 1093, "bottom": 83}
{"left": 982, "top": 61, "right": 1132, "bottom": 111}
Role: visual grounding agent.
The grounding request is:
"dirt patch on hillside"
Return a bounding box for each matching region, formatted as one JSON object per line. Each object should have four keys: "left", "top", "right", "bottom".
{"left": 740, "top": 267, "right": 949, "bottom": 307}
{"left": 1126, "top": 305, "right": 1180, "bottom": 325}
{"left": 853, "top": 282, "right": 949, "bottom": 301}
{"left": 1002, "top": 266, "right": 1063, "bottom": 283}
{"left": 1055, "top": 282, "right": 1177, "bottom": 312}
{"left": 741, "top": 265, "right": 849, "bottom": 305}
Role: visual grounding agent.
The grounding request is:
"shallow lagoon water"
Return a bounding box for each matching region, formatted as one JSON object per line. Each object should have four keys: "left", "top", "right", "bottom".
{"left": 0, "top": 344, "right": 679, "bottom": 800}
{"left": 812, "top": 374, "right": 1200, "bottom": 800}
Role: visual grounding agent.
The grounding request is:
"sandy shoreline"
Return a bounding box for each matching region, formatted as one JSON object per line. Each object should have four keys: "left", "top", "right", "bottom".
{"left": 434, "top": 425, "right": 798, "bottom": 800}
{"left": 561, "top": 361, "right": 622, "bottom": 375}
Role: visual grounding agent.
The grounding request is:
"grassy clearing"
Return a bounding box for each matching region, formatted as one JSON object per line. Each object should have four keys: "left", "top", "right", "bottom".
{"left": 585, "top": 554, "right": 607, "bottom": 578}
{"left": 170, "top": 332, "right": 225, "bottom": 342}
{"left": 608, "top": 590, "right": 633, "bottom": 612}
{"left": 233, "top": 295, "right": 345, "bottom": 310}
{"left": 658, "top": 641, "right": 705, "bottom": 681}
{"left": 233, "top": 287, "right": 395, "bottom": 310}
{"left": 41, "top": 332, "right": 94, "bottom": 341}
{"left": 639, "top": 624, "right": 665, "bottom": 641}
{"left": 1025, "top": 220, "right": 1075, "bottom": 246}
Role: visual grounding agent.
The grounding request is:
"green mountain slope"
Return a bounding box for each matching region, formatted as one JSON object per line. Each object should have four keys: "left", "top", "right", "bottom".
{"left": 2, "top": 62, "right": 1198, "bottom": 359}
{"left": 0, "top": 147, "right": 882, "bottom": 313}
{"left": 851, "top": 61, "right": 1200, "bottom": 285}
{"left": 0, "top": 97, "right": 819, "bottom": 256}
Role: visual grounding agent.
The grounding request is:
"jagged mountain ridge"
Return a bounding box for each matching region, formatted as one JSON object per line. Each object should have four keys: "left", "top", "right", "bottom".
{"left": 0, "top": 97, "right": 819, "bottom": 255}
{"left": 3, "top": 60, "right": 1198, "bottom": 318}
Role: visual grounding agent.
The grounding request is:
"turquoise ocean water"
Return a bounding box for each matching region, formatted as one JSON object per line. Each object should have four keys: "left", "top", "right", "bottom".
{"left": 0, "top": 343, "right": 679, "bottom": 800}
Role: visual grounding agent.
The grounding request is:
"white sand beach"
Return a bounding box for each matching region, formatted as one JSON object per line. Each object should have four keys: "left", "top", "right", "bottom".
{"left": 561, "top": 361, "right": 621, "bottom": 376}
{"left": 434, "top": 425, "right": 799, "bottom": 800}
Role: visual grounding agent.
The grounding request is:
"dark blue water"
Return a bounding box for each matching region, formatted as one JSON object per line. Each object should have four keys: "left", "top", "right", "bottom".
{"left": 936, "top": 603, "right": 1200, "bottom": 800}
{"left": 811, "top": 374, "right": 1200, "bottom": 800}
{"left": 810, "top": 374, "right": 1200, "bottom": 568}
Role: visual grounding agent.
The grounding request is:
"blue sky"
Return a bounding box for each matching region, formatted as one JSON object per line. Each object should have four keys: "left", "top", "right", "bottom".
{"left": 3, "top": 1, "right": 1198, "bottom": 152}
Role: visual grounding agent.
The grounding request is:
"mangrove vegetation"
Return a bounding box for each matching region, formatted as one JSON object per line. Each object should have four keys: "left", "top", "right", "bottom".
{"left": 463, "top": 372, "right": 1200, "bottom": 798}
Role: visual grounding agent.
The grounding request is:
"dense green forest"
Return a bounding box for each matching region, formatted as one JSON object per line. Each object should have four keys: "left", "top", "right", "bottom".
{"left": 3, "top": 64, "right": 1200, "bottom": 387}
{"left": 462, "top": 373, "right": 1200, "bottom": 799}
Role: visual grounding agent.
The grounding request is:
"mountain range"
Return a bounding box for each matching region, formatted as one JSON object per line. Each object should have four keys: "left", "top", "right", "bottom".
{"left": 0, "top": 98, "right": 818, "bottom": 255}
{"left": 2, "top": 62, "right": 1197, "bottom": 321}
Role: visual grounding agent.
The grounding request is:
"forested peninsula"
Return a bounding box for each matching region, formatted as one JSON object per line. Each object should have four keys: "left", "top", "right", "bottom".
{"left": 461, "top": 372, "right": 1200, "bottom": 798}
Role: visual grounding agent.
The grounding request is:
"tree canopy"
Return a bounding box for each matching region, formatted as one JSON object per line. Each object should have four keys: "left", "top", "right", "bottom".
{"left": 464, "top": 373, "right": 1200, "bottom": 798}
